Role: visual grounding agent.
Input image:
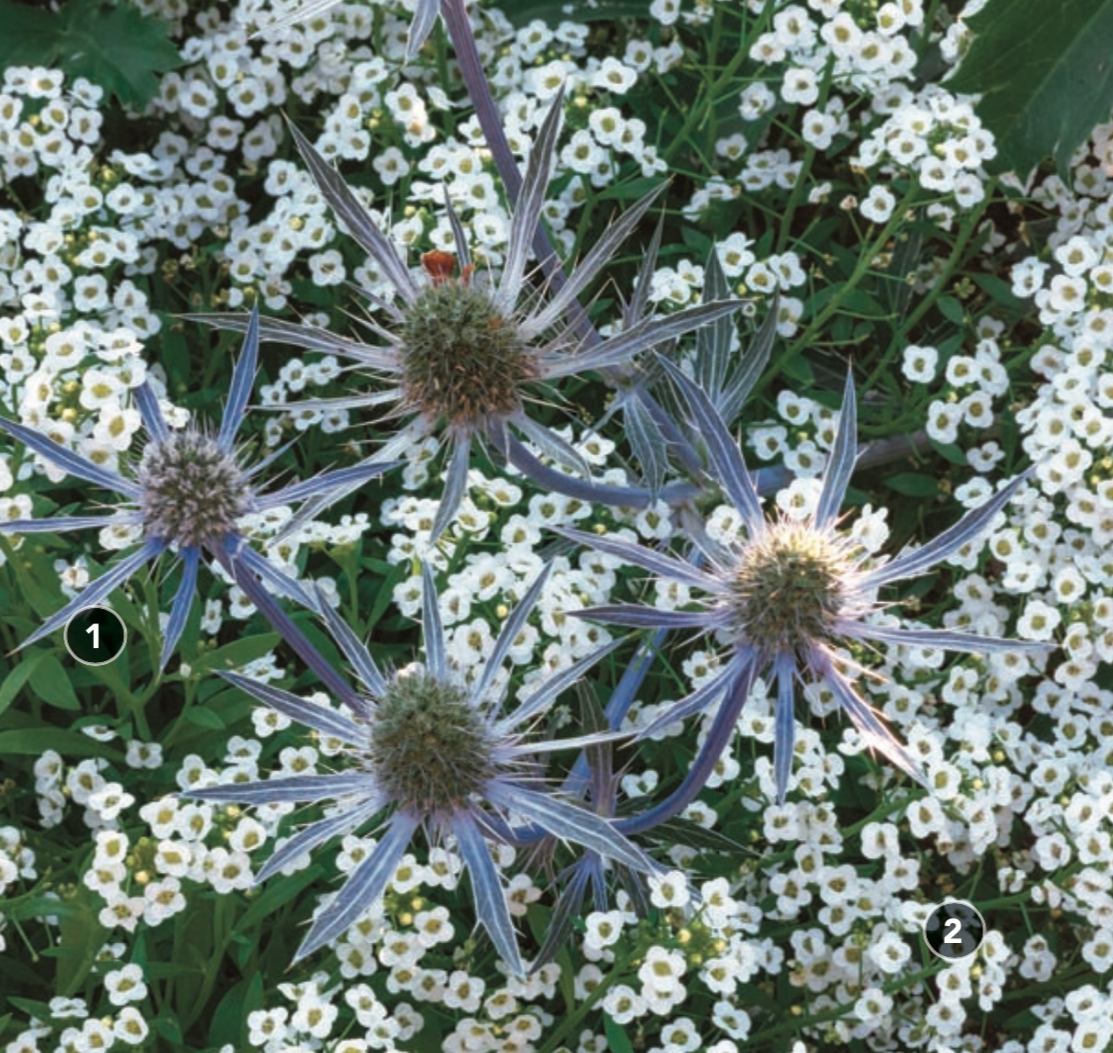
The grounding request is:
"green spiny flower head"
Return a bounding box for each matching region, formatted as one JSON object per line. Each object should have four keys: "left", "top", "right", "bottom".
{"left": 186, "top": 562, "right": 660, "bottom": 973}
{"left": 561, "top": 363, "right": 1051, "bottom": 806}
{"left": 137, "top": 428, "right": 252, "bottom": 548}
{"left": 0, "top": 309, "right": 393, "bottom": 671}
{"left": 366, "top": 665, "right": 498, "bottom": 818}
{"left": 398, "top": 273, "right": 536, "bottom": 431}
{"left": 193, "top": 84, "right": 741, "bottom": 541}
{"left": 725, "top": 516, "right": 862, "bottom": 656}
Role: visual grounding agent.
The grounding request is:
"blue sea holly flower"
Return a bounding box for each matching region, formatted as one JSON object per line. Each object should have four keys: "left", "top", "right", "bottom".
{"left": 192, "top": 85, "right": 740, "bottom": 540}
{"left": 0, "top": 308, "right": 393, "bottom": 671}
{"left": 185, "top": 562, "right": 659, "bottom": 973}
{"left": 558, "top": 360, "right": 1051, "bottom": 809}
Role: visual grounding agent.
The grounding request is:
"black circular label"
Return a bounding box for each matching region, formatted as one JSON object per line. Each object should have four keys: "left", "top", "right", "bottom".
{"left": 923, "top": 900, "right": 986, "bottom": 960}
{"left": 64, "top": 606, "right": 127, "bottom": 666}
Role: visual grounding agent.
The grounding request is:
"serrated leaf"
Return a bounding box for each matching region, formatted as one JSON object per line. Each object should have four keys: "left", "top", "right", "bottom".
{"left": 75, "top": 0, "right": 184, "bottom": 109}
{"left": 4, "top": 0, "right": 185, "bottom": 111}
{"left": 0, "top": 3, "right": 61, "bottom": 69}
{"left": 948, "top": 0, "right": 1113, "bottom": 179}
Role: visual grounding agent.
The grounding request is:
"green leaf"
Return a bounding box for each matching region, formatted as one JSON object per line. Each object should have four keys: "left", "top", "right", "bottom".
{"left": 604, "top": 1015, "right": 636, "bottom": 1053}
{"left": 0, "top": 652, "right": 50, "bottom": 718}
{"left": 884, "top": 472, "right": 941, "bottom": 498}
{"left": 947, "top": 0, "right": 1113, "bottom": 179}
{"left": 209, "top": 973, "right": 263, "bottom": 1048}
{"left": 183, "top": 706, "right": 227, "bottom": 731}
{"left": 0, "top": 727, "right": 119, "bottom": 758}
{"left": 29, "top": 653, "right": 81, "bottom": 711}
{"left": 930, "top": 440, "right": 969, "bottom": 466}
{"left": 55, "top": 894, "right": 104, "bottom": 997}
{"left": 0, "top": 4, "right": 58, "bottom": 67}
{"left": 3, "top": 541, "right": 68, "bottom": 622}
{"left": 154, "top": 1015, "right": 184, "bottom": 1045}
{"left": 937, "top": 296, "right": 965, "bottom": 325}
{"left": 971, "top": 273, "right": 1029, "bottom": 316}
{"left": 71, "top": 0, "right": 184, "bottom": 109}
{"left": 0, "top": 0, "right": 183, "bottom": 111}
{"left": 189, "top": 633, "right": 281, "bottom": 676}
{"left": 501, "top": 0, "right": 649, "bottom": 26}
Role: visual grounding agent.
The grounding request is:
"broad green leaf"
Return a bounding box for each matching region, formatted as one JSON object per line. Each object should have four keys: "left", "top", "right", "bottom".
{"left": 55, "top": 895, "right": 104, "bottom": 996}
{"left": 0, "top": 727, "right": 119, "bottom": 757}
{"left": 4, "top": 541, "right": 68, "bottom": 622}
{"left": 183, "top": 706, "right": 227, "bottom": 731}
{"left": 930, "top": 439, "right": 969, "bottom": 466}
{"left": 0, "top": 0, "right": 183, "bottom": 110}
{"left": 188, "top": 633, "right": 281, "bottom": 675}
{"left": 209, "top": 973, "right": 264, "bottom": 1048}
{"left": 948, "top": 0, "right": 1113, "bottom": 178}
{"left": 937, "top": 296, "right": 965, "bottom": 325}
{"left": 0, "top": 651, "right": 50, "bottom": 718}
{"left": 0, "top": 4, "right": 57, "bottom": 66}
{"left": 29, "top": 653, "right": 81, "bottom": 711}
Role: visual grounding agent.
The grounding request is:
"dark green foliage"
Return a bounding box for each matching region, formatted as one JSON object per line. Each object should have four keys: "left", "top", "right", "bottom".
{"left": 948, "top": 0, "right": 1113, "bottom": 179}
{"left": 0, "top": 0, "right": 182, "bottom": 110}
{"left": 501, "top": 0, "right": 650, "bottom": 27}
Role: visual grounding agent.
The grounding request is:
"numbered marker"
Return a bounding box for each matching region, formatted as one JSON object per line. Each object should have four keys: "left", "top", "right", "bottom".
{"left": 64, "top": 606, "right": 127, "bottom": 667}
{"left": 922, "top": 900, "right": 986, "bottom": 961}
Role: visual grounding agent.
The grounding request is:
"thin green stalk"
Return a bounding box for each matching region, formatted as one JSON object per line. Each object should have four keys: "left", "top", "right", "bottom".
{"left": 536, "top": 945, "right": 645, "bottom": 1053}
{"left": 774, "top": 55, "right": 836, "bottom": 255}
{"left": 764, "top": 183, "right": 923, "bottom": 388}
{"left": 892, "top": 190, "right": 994, "bottom": 343}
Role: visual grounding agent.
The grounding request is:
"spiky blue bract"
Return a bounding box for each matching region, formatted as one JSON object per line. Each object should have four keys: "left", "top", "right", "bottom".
{"left": 184, "top": 561, "right": 658, "bottom": 973}
{"left": 563, "top": 359, "right": 1051, "bottom": 809}
{"left": 189, "top": 85, "right": 741, "bottom": 540}
{"left": 0, "top": 307, "right": 396, "bottom": 671}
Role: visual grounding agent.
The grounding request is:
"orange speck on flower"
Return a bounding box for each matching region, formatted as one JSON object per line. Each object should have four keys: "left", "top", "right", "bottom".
{"left": 421, "top": 250, "right": 457, "bottom": 285}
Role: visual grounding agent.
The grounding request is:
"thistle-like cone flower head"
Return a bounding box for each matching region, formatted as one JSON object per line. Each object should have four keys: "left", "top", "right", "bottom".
{"left": 0, "top": 309, "right": 394, "bottom": 670}
{"left": 136, "top": 430, "right": 252, "bottom": 548}
{"left": 559, "top": 359, "right": 1051, "bottom": 806}
{"left": 191, "top": 85, "right": 740, "bottom": 540}
{"left": 186, "top": 562, "right": 659, "bottom": 973}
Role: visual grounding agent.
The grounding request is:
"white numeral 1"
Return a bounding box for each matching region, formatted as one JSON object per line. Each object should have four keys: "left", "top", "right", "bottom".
{"left": 86, "top": 623, "right": 100, "bottom": 650}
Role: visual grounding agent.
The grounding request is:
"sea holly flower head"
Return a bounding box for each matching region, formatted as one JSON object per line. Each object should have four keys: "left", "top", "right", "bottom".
{"left": 192, "top": 85, "right": 741, "bottom": 539}
{"left": 186, "top": 562, "right": 659, "bottom": 973}
{"left": 559, "top": 359, "right": 1051, "bottom": 807}
{"left": 0, "top": 309, "right": 394, "bottom": 670}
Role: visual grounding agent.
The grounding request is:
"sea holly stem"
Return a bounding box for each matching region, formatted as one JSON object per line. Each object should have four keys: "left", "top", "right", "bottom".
{"left": 439, "top": 0, "right": 596, "bottom": 345}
